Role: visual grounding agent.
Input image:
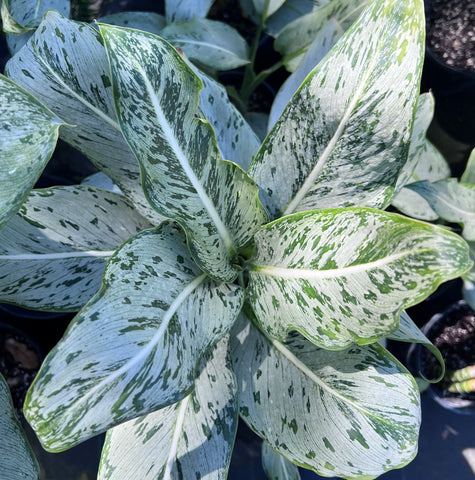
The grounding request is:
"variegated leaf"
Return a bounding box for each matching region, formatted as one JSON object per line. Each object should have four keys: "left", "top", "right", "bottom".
{"left": 389, "top": 311, "right": 444, "bottom": 381}
{"left": 24, "top": 222, "right": 243, "bottom": 451}
{"left": 391, "top": 93, "right": 450, "bottom": 221}
{"left": 407, "top": 180, "right": 475, "bottom": 241}
{"left": 394, "top": 93, "right": 436, "bottom": 193}
{"left": 92, "top": 16, "right": 258, "bottom": 170}
{"left": 1, "top": 0, "right": 30, "bottom": 34}
{"left": 98, "top": 337, "right": 238, "bottom": 480}
{"left": 250, "top": 0, "right": 424, "bottom": 220}
{"left": 99, "top": 24, "right": 267, "bottom": 282}
{"left": 252, "top": 0, "right": 287, "bottom": 18}
{"left": 165, "top": 0, "right": 214, "bottom": 23}
{"left": 81, "top": 172, "right": 122, "bottom": 194}
{"left": 268, "top": 18, "right": 343, "bottom": 128}
{"left": 463, "top": 250, "right": 475, "bottom": 311}
{"left": 97, "top": 11, "right": 166, "bottom": 35}
{"left": 190, "top": 64, "right": 260, "bottom": 170}
{"left": 2, "top": 0, "right": 70, "bottom": 54}
{"left": 274, "top": 0, "right": 368, "bottom": 71}
{"left": 248, "top": 208, "right": 472, "bottom": 349}
{"left": 2, "top": 0, "right": 69, "bottom": 30}
{"left": 392, "top": 145, "right": 449, "bottom": 221}
{"left": 461, "top": 147, "right": 475, "bottom": 185}
{"left": 0, "top": 186, "right": 152, "bottom": 311}
{"left": 0, "top": 74, "right": 62, "bottom": 230}
{"left": 462, "top": 242, "right": 475, "bottom": 311}
{"left": 5, "top": 11, "right": 163, "bottom": 224}
{"left": 264, "top": 0, "right": 328, "bottom": 37}
{"left": 0, "top": 374, "right": 40, "bottom": 480}
{"left": 232, "top": 316, "right": 420, "bottom": 479}
{"left": 262, "top": 442, "right": 301, "bottom": 480}
{"left": 160, "top": 18, "right": 250, "bottom": 71}
{"left": 391, "top": 152, "right": 447, "bottom": 221}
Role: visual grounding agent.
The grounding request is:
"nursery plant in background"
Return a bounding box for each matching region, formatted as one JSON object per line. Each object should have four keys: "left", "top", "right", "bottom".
{"left": 392, "top": 136, "right": 475, "bottom": 311}
{"left": 0, "top": 0, "right": 473, "bottom": 479}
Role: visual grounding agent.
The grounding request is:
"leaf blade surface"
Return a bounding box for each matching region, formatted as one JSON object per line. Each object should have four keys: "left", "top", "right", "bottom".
{"left": 5, "top": 12, "right": 163, "bottom": 224}
{"left": 161, "top": 18, "right": 250, "bottom": 71}
{"left": 99, "top": 24, "right": 267, "bottom": 281}
{"left": 0, "top": 186, "right": 152, "bottom": 311}
{"left": 0, "top": 374, "right": 39, "bottom": 480}
{"left": 98, "top": 337, "right": 238, "bottom": 480}
{"left": 250, "top": 0, "right": 425, "bottom": 220}
{"left": 232, "top": 316, "right": 420, "bottom": 479}
{"left": 0, "top": 74, "right": 62, "bottom": 229}
{"left": 248, "top": 208, "right": 472, "bottom": 349}
{"left": 24, "top": 223, "right": 243, "bottom": 451}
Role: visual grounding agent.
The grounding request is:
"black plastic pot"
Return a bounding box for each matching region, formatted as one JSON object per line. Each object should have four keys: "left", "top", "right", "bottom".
{"left": 416, "top": 300, "right": 475, "bottom": 415}
{"left": 421, "top": 0, "right": 475, "bottom": 147}
{"left": 422, "top": 49, "right": 475, "bottom": 147}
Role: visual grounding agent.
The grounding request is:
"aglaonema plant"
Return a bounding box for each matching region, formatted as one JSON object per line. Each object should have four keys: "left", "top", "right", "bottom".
{"left": 0, "top": 0, "right": 473, "bottom": 478}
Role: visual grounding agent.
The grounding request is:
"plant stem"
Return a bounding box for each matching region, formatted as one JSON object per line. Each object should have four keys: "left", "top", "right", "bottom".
{"left": 243, "top": 59, "right": 286, "bottom": 98}
{"left": 239, "top": 0, "right": 270, "bottom": 105}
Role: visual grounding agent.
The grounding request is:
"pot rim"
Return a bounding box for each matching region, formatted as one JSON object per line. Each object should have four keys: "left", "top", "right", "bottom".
{"left": 417, "top": 300, "right": 475, "bottom": 415}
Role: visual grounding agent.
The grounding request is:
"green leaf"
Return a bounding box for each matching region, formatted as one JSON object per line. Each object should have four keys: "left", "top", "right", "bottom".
{"left": 462, "top": 242, "right": 475, "bottom": 310}
{"left": 463, "top": 280, "right": 475, "bottom": 311}
{"left": 97, "top": 11, "right": 166, "bottom": 35}
{"left": 262, "top": 442, "right": 301, "bottom": 480}
{"left": 2, "top": 0, "right": 70, "bottom": 54}
{"left": 392, "top": 130, "right": 449, "bottom": 221}
{"left": 190, "top": 64, "right": 260, "bottom": 170}
{"left": 161, "top": 18, "right": 250, "bottom": 71}
{"left": 250, "top": 0, "right": 424, "bottom": 220}
{"left": 253, "top": 0, "right": 287, "bottom": 19}
{"left": 232, "top": 316, "right": 420, "bottom": 479}
{"left": 80, "top": 172, "right": 122, "bottom": 193}
{"left": 269, "top": 18, "right": 344, "bottom": 128}
{"left": 165, "top": 0, "right": 214, "bottom": 23}
{"left": 388, "top": 311, "right": 445, "bottom": 382}
{"left": 0, "top": 74, "right": 63, "bottom": 230}
{"left": 0, "top": 374, "right": 40, "bottom": 480}
{"left": 1, "top": 0, "right": 30, "bottom": 34}
{"left": 263, "top": 0, "right": 326, "bottom": 37}
{"left": 98, "top": 337, "right": 238, "bottom": 480}
{"left": 391, "top": 152, "right": 448, "bottom": 221}
{"left": 461, "top": 147, "right": 475, "bottom": 185}
{"left": 391, "top": 93, "right": 450, "bottom": 221}
{"left": 99, "top": 24, "right": 267, "bottom": 282}
{"left": 5, "top": 11, "right": 164, "bottom": 224}
{"left": 24, "top": 222, "right": 243, "bottom": 451}
{"left": 407, "top": 180, "right": 475, "bottom": 242}
{"left": 274, "top": 0, "right": 368, "bottom": 71}
{"left": 0, "top": 186, "right": 152, "bottom": 311}
{"left": 394, "top": 93, "right": 436, "bottom": 194}
{"left": 2, "top": 0, "right": 69, "bottom": 30}
{"left": 248, "top": 208, "right": 472, "bottom": 349}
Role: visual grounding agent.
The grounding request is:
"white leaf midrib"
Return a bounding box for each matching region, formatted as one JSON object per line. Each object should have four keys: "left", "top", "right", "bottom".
{"left": 123, "top": 49, "right": 235, "bottom": 255}
{"left": 63, "top": 273, "right": 208, "bottom": 416}
{"left": 270, "top": 336, "right": 394, "bottom": 422}
{"left": 32, "top": 42, "right": 121, "bottom": 132}
{"left": 163, "top": 395, "right": 190, "bottom": 480}
{"left": 282, "top": 17, "right": 384, "bottom": 217}
{"left": 0, "top": 250, "right": 115, "bottom": 260}
{"left": 251, "top": 249, "right": 425, "bottom": 280}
